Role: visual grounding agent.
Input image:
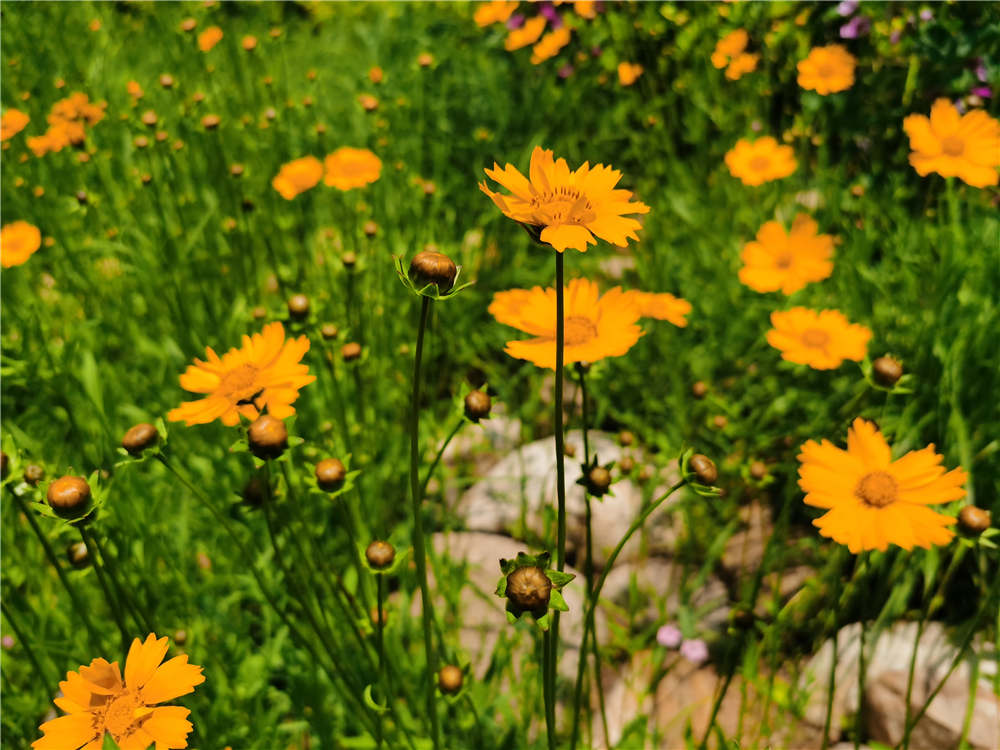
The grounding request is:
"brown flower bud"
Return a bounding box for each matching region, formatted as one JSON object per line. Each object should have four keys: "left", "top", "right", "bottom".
{"left": 958, "top": 506, "right": 991, "bottom": 535}
{"left": 76, "top": 191, "right": 88, "bottom": 204}
{"left": 252, "top": 306, "right": 267, "bottom": 321}
{"left": 691, "top": 381, "right": 708, "bottom": 399}
{"left": 341, "top": 342, "right": 362, "bottom": 362}
{"left": 287, "top": 294, "right": 309, "bottom": 319}
{"left": 320, "top": 323, "right": 339, "bottom": 340}
{"left": 363, "top": 220, "right": 378, "bottom": 237}
{"left": 141, "top": 110, "right": 157, "bottom": 126}
{"left": 122, "top": 422, "right": 159, "bottom": 455}
{"left": 689, "top": 454, "right": 718, "bottom": 485}
{"left": 564, "top": 442, "right": 576, "bottom": 458}
{"left": 417, "top": 52, "right": 434, "bottom": 68}
{"left": 192, "top": 91, "right": 205, "bottom": 103}
{"left": 619, "top": 430, "right": 635, "bottom": 447}
{"left": 230, "top": 164, "right": 244, "bottom": 177}
{"left": 749, "top": 461, "right": 767, "bottom": 480}
{"left": 248, "top": 415, "right": 288, "bottom": 460}
{"left": 315, "top": 458, "right": 346, "bottom": 491}
{"left": 134, "top": 135, "right": 149, "bottom": 149}
{"left": 587, "top": 466, "right": 612, "bottom": 496}
{"left": 155, "top": 130, "right": 168, "bottom": 142}
{"left": 173, "top": 629, "right": 188, "bottom": 645}
{"left": 408, "top": 251, "right": 457, "bottom": 293}
{"left": 141, "top": 174, "right": 152, "bottom": 185}
{"left": 873, "top": 356, "right": 903, "bottom": 387}
{"left": 180, "top": 18, "right": 196, "bottom": 32}
{"left": 365, "top": 540, "right": 395, "bottom": 569}
{"left": 159, "top": 74, "right": 174, "bottom": 89}
{"left": 712, "top": 415, "right": 728, "bottom": 430}
{"left": 506, "top": 566, "right": 552, "bottom": 614}
{"left": 23, "top": 464, "right": 45, "bottom": 486}
{"left": 464, "top": 390, "right": 491, "bottom": 422}
{"left": 342, "top": 251, "right": 357, "bottom": 269}
{"left": 47, "top": 476, "right": 92, "bottom": 518}
{"left": 370, "top": 606, "right": 388, "bottom": 627}
{"left": 67, "top": 541, "right": 89, "bottom": 568}
{"left": 438, "top": 664, "right": 463, "bottom": 695}
{"left": 618, "top": 456, "right": 635, "bottom": 474}
{"left": 201, "top": 114, "right": 220, "bottom": 129}
{"left": 637, "top": 465, "right": 652, "bottom": 483}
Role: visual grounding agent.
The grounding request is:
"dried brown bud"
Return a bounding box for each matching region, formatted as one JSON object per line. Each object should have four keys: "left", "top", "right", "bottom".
{"left": 370, "top": 606, "right": 388, "bottom": 627}
{"left": 464, "top": 390, "right": 491, "bottom": 422}
{"left": 637, "top": 465, "right": 652, "bottom": 483}
{"left": 67, "top": 541, "right": 89, "bottom": 568}
{"left": 341, "top": 342, "right": 362, "bottom": 362}
{"left": 691, "top": 381, "right": 708, "bottom": 399}
{"left": 134, "top": 136, "right": 149, "bottom": 149}
{"left": 23, "top": 464, "right": 45, "bottom": 486}
{"left": 320, "top": 323, "right": 339, "bottom": 340}
{"left": 141, "top": 174, "right": 152, "bottom": 185}
{"left": 749, "top": 461, "right": 767, "bottom": 480}
{"left": 47, "top": 476, "right": 92, "bottom": 518}
{"left": 287, "top": 294, "right": 310, "bottom": 319}
{"left": 408, "top": 251, "right": 457, "bottom": 293}
{"left": 958, "top": 506, "right": 991, "bottom": 535}
{"left": 76, "top": 191, "right": 88, "bottom": 204}
{"left": 438, "top": 665, "right": 463, "bottom": 695}
{"left": 315, "top": 458, "right": 346, "bottom": 491}
{"left": 248, "top": 415, "right": 288, "bottom": 459}
{"left": 506, "top": 566, "right": 552, "bottom": 614}
{"left": 587, "top": 466, "right": 612, "bottom": 496}
{"left": 689, "top": 454, "right": 718, "bottom": 485}
{"left": 365, "top": 540, "right": 395, "bottom": 569}
{"left": 122, "top": 422, "right": 159, "bottom": 455}
{"left": 872, "top": 356, "right": 903, "bottom": 387}
{"left": 618, "top": 430, "right": 635, "bottom": 447}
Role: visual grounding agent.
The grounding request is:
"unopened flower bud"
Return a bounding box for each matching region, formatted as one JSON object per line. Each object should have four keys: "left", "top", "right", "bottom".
{"left": 67, "top": 541, "right": 89, "bottom": 568}
{"left": 689, "top": 454, "right": 717, "bottom": 485}
{"left": 749, "top": 461, "right": 767, "bottom": 480}
{"left": 370, "top": 606, "right": 388, "bottom": 627}
{"left": 365, "top": 540, "right": 395, "bottom": 569}
{"left": 22, "top": 464, "right": 44, "bottom": 485}
{"left": 230, "top": 164, "right": 244, "bottom": 177}
{"left": 691, "top": 381, "right": 708, "bottom": 399}
{"left": 320, "top": 323, "right": 339, "bottom": 340}
{"left": 872, "top": 356, "right": 903, "bottom": 387}
{"left": 342, "top": 251, "right": 357, "bottom": 269}
{"left": 408, "top": 251, "right": 457, "bottom": 293}
{"left": 252, "top": 306, "right": 267, "bottom": 321}
{"left": 564, "top": 442, "right": 576, "bottom": 458}
{"left": 47, "top": 476, "right": 92, "bottom": 519}
{"left": 618, "top": 456, "right": 634, "bottom": 474}
{"left": 438, "top": 664, "right": 463, "bottom": 694}
{"left": 506, "top": 566, "right": 552, "bottom": 614}
{"left": 122, "top": 422, "right": 159, "bottom": 455}
{"left": 201, "top": 114, "right": 220, "bottom": 129}
{"left": 712, "top": 415, "right": 728, "bottom": 430}
{"left": 315, "top": 458, "right": 346, "bottom": 491}
{"left": 287, "top": 294, "right": 309, "bottom": 319}
{"left": 173, "top": 629, "right": 188, "bottom": 645}
{"left": 619, "top": 430, "right": 635, "bottom": 447}
{"left": 341, "top": 342, "right": 362, "bottom": 362}
{"left": 958, "top": 506, "right": 991, "bottom": 535}
{"left": 464, "top": 390, "right": 491, "bottom": 422}
{"left": 248, "top": 415, "right": 288, "bottom": 459}
{"left": 638, "top": 465, "right": 652, "bottom": 483}
{"left": 587, "top": 466, "right": 612, "bottom": 496}
{"left": 76, "top": 191, "right": 88, "bottom": 204}
{"left": 159, "top": 74, "right": 174, "bottom": 88}
{"left": 363, "top": 220, "right": 378, "bottom": 237}
{"left": 141, "top": 110, "right": 157, "bottom": 126}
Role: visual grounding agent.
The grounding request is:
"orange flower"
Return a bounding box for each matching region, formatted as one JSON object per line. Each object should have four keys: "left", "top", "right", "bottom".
{"left": 480, "top": 145, "right": 651, "bottom": 253}
{"left": 490, "top": 278, "right": 646, "bottom": 369}
{"left": 738, "top": 214, "right": 834, "bottom": 295}
{"left": 32, "top": 633, "right": 204, "bottom": 750}
{"left": 505, "top": 16, "right": 547, "bottom": 51}
{"left": 725, "top": 52, "right": 758, "bottom": 80}
{"left": 617, "top": 62, "right": 644, "bottom": 86}
{"left": 798, "top": 419, "right": 965, "bottom": 553}
{"left": 766, "top": 307, "right": 871, "bottom": 370}
{"left": 168, "top": 322, "right": 315, "bottom": 426}
{"left": 127, "top": 81, "right": 144, "bottom": 99}
{"left": 474, "top": 0, "right": 519, "bottom": 27}
{"left": 902, "top": 99, "right": 1000, "bottom": 188}
{"left": 358, "top": 94, "right": 379, "bottom": 112}
{"left": 622, "top": 290, "right": 691, "bottom": 328}
{"left": 711, "top": 29, "right": 748, "bottom": 69}
{"left": 368, "top": 66, "right": 384, "bottom": 84}
{"left": 242, "top": 35, "right": 257, "bottom": 51}
{"left": 198, "top": 26, "right": 223, "bottom": 52}
{"left": 1, "top": 221, "right": 42, "bottom": 268}
{"left": 574, "top": 1, "right": 597, "bottom": 19}
{"left": 323, "top": 147, "right": 382, "bottom": 190}
{"left": 531, "top": 27, "right": 572, "bottom": 65}
{"left": 1, "top": 108, "right": 30, "bottom": 141}
{"left": 272, "top": 156, "right": 324, "bottom": 200}
{"left": 725, "top": 137, "right": 797, "bottom": 186}
{"left": 797, "top": 45, "right": 856, "bottom": 94}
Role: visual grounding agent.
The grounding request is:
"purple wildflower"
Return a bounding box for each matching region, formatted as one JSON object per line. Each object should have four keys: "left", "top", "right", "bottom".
{"left": 836, "top": 0, "right": 859, "bottom": 16}
{"left": 539, "top": 3, "right": 563, "bottom": 29}
{"left": 840, "top": 15, "right": 870, "bottom": 39}
{"left": 919, "top": 8, "right": 933, "bottom": 22}
{"left": 506, "top": 14, "right": 525, "bottom": 30}
{"left": 680, "top": 638, "right": 709, "bottom": 665}
{"left": 975, "top": 59, "right": 988, "bottom": 82}
{"left": 955, "top": 99, "right": 966, "bottom": 114}
{"left": 558, "top": 64, "right": 574, "bottom": 79}
{"left": 656, "top": 624, "right": 683, "bottom": 649}
{"left": 972, "top": 86, "right": 992, "bottom": 99}
{"left": 1, "top": 635, "right": 14, "bottom": 650}
{"left": 890, "top": 30, "right": 902, "bottom": 45}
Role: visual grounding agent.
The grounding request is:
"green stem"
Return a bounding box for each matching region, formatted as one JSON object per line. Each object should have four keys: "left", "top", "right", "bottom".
{"left": 89, "top": 528, "right": 153, "bottom": 635}
{"left": 1, "top": 598, "right": 60, "bottom": 690}
{"left": 78, "top": 525, "right": 131, "bottom": 652}
{"left": 542, "top": 628, "right": 557, "bottom": 750}
{"left": 420, "top": 417, "right": 465, "bottom": 499}
{"left": 410, "top": 295, "right": 440, "bottom": 750}
{"left": 376, "top": 574, "right": 386, "bottom": 750}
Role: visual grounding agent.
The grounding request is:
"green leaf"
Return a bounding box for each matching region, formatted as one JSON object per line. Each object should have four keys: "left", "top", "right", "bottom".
{"left": 102, "top": 733, "right": 120, "bottom": 750}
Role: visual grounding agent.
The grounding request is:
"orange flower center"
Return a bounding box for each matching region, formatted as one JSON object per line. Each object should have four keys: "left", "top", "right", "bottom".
{"left": 749, "top": 156, "right": 770, "bottom": 172}
{"left": 855, "top": 471, "right": 898, "bottom": 508}
{"left": 564, "top": 315, "right": 598, "bottom": 346}
{"left": 941, "top": 136, "right": 964, "bottom": 157}
{"left": 101, "top": 690, "right": 148, "bottom": 741}
{"left": 219, "top": 364, "right": 262, "bottom": 402}
{"left": 801, "top": 329, "right": 829, "bottom": 347}
{"left": 530, "top": 186, "right": 596, "bottom": 226}
{"left": 816, "top": 63, "right": 834, "bottom": 78}
{"left": 774, "top": 251, "right": 794, "bottom": 269}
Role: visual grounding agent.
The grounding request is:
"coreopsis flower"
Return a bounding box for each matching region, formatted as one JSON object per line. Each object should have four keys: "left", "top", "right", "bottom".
{"left": 1, "top": 221, "right": 42, "bottom": 268}
{"left": 622, "top": 291, "right": 690, "bottom": 327}
{"left": 272, "top": 156, "right": 324, "bottom": 200}
{"left": 574, "top": 1, "right": 597, "bottom": 19}
{"left": 127, "top": 81, "right": 144, "bottom": 100}
{"left": 797, "top": 45, "right": 856, "bottom": 94}
{"left": 1, "top": 108, "right": 30, "bottom": 141}
{"left": 766, "top": 307, "right": 871, "bottom": 370}
{"left": 711, "top": 29, "right": 748, "bottom": 69}
{"left": 798, "top": 418, "right": 966, "bottom": 553}
{"left": 168, "top": 321, "right": 315, "bottom": 426}
{"left": 323, "top": 147, "right": 382, "bottom": 190}
{"left": 241, "top": 35, "right": 257, "bottom": 51}
{"left": 474, "top": 0, "right": 519, "bottom": 27}
{"left": 531, "top": 26, "right": 571, "bottom": 64}
{"left": 618, "top": 62, "right": 643, "bottom": 86}
{"left": 724, "top": 52, "right": 758, "bottom": 80}
{"left": 198, "top": 26, "right": 223, "bottom": 52}
{"left": 725, "top": 137, "right": 797, "bottom": 186}
{"left": 480, "top": 145, "right": 650, "bottom": 252}
{"left": 738, "top": 214, "right": 834, "bottom": 294}
{"left": 504, "top": 15, "right": 546, "bottom": 51}
{"left": 32, "top": 633, "right": 204, "bottom": 750}
{"left": 902, "top": 99, "right": 1000, "bottom": 187}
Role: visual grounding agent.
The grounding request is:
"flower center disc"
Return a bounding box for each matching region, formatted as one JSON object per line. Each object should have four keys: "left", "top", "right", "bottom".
{"left": 750, "top": 156, "right": 771, "bottom": 172}
{"left": 219, "top": 363, "right": 261, "bottom": 401}
{"left": 774, "top": 251, "right": 794, "bottom": 269}
{"left": 531, "top": 187, "right": 595, "bottom": 225}
{"left": 564, "top": 316, "right": 598, "bottom": 346}
{"left": 855, "top": 471, "right": 898, "bottom": 508}
{"left": 801, "top": 329, "right": 829, "bottom": 347}
{"left": 102, "top": 691, "right": 146, "bottom": 740}
{"left": 817, "top": 63, "right": 834, "bottom": 78}
{"left": 941, "top": 136, "right": 964, "bottom": 157}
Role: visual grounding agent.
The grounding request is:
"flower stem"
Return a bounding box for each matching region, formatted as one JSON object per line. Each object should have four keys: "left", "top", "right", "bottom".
{"left": 78, "top": 525, "right": 131, "bottom": 652}
{"left": 410, "top": 294, "right": 441, "bottom": 750}
{"left": 376, "top": 573, "right": 386, "bottom": 750}
{"left": 1, "top": 597, "right": 60, "bottom": 690}
{"left": 420, "top": 417, "right": 465, "bottom": 500}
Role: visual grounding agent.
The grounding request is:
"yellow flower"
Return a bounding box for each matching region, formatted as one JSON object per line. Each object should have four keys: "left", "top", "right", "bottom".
{"left": 272, "top": 156, "right": 324, "bottom": 200}
{"left": 711, "top": 28, "right": 748, "bottom": 69}
{"left": 480, "top": 145, "right": 650, "bottom": 253}
{"left": 766, "top": 307, "right": 871, "bottom": 370}
{"left": 489, "top": 278, "right": 646, "bottom": 369}
{"left": 198, "top": 26, "right": 223, "bottom": 52}
{"left": 241, "top": 35, "right": 257, "bottom": 51}
{"left": 574, "top": 1, "right": 597, "bottom": 19}
{"left": 531, "top": 27, "right": 572, "bottom": 65}
{"left": 1, "top": 220, "right": 42, "bottom": 268}
{"left": 168, "top": 322, "right": 315, "bottom": 426}
{"left": 505, "top": 16, "right": 547, "bottom": 51}
{"left": 126, "top": 81, "right": 144, "bottom": 99}
{"left": 798, "top": 419, "right": 965, "bottom": 553}
{"left": 1, "top": 108, "right": 30, "bottom": 141}
{"left": 797, "top": 45, "right": 856, "bottom": 94}
{"left": 617, "top": 62, "right": 644, "bottom": 86}
{"left": 738, "top": 214, "right": 834, "bottom": 295}
{"left": 724, "top": 137, "right": 797, "bottom": 186}
{"left": 32, "top": 633, "right": 204, "bottom": 750}
{"left": 623, "top": 290, "right": 691, "bottom": 328}
{"left": 323, "top": 147, "right": 382, "bottom": 190}
{"left": 474, "top": 0, "right": 519, "bottom": 27}
{"left": 903, "top": 99, "right": 1000, "bottom": 188}
{"left": 725, "top": 52, "right": 758, "bottom": 80}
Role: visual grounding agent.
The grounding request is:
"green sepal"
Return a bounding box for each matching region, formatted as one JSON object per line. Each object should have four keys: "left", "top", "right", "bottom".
{"left": 103, "top": 733, "right": 121, "bottom": 750}
{"left": 679, "top": 449, "right": 720, "bottom": 497}
{"left": 549, "top": 588, "right": 569, "bottom": 612}
{"left": 860, "top": 357, "right": 915, "bottom": 394}
{"left": 392, "top": 255, "right": 474, "bottom": 300}
{"left": 495, "top": 550, "right": 574, "bottom": 630}
{"left": 575, "top": 454, "right": 616, "bottom": 500}
{"left": 358, "top": 539, "right": 410, "bottom": 576}
{"left": 362, "top": 684, "right": 390, "bottom": 715}
{"left": 27, "top": 469, "right": 106, "bottom": 526}
{"left": 304, "top": 454, "right": 361, "bottom": 500}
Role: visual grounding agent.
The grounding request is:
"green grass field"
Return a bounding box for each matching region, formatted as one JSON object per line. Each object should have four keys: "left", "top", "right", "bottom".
{"left": 2, "top": 2, "right": 998, "bottom": 749}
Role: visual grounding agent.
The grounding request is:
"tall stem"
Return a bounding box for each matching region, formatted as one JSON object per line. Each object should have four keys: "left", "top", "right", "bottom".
{"left": 376, "top": 574, "right": 386, "bottom": 750}
{"left": 78, "top": 525, "right": 130, "bottom": 652}
{"left": 410, "top": 295, "right": 440, "bottom": 750}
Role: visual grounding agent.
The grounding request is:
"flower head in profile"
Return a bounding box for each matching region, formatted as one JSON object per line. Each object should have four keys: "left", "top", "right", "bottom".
{"left": 1, "top": 108, "right": 30, "bottom": 141}
{"left": 724, "top": 53, "right": 758, "bottom": 81}
{"left": 474, "top": 0, "right": 519, "bottom": 27}
{"left": 168, "top": 322, "right": 315, "bottom": 427}
{"left": 725, "top": 137, "right": 797, "bottom": 186}
{"left": 32, "top": 633, "right": 204, "bottom": 750}
{"left": 198, "top": 26, "right": 223, "bottom": 52}
{"left": 622, "top": 290, "right": 691, "bottom": 328}
{"left": 617, "top": 62, "right": 643, "bottom": 86}
{"left": 531, "top": 27, "right": 572, "bottom": 65}
{"left": 903, "top": 99, "right": 1000, "bottom": 188}
{"left": 323, "top": 147, "right": 382, "bottom": 190}
{"left": 505, "top": 15, "right": 547, "bottom": 51}
{"left": 480, "top": 146, "right": 650, "bottom": 252}
{"left": 798, "top": 418, "right": 965, "bottom": 553}
{"left": 766, "top": 307, "right": 870, "bottom": 370}
{"left": 2, "top": 221, "right": 42, "bottom": 268}
{"left": 797, "top": 45, "right": 856, "bottom": 94}
{"left": 739, "top": 214, "right": 834, "bottom": 295}
{"left": 272, "top": 156, "right": 324, "bottom": 199}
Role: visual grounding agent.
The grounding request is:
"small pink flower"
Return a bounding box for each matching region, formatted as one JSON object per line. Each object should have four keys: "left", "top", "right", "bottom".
{"left": 656, "top": 624, "right": 682, "bottom": 648}
{"left": 1, "top": 635, "right": 14, "bottom": 650}
{"left": 680, "top": 638, "right": 709, "bottom": 664}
